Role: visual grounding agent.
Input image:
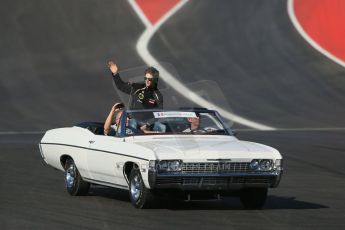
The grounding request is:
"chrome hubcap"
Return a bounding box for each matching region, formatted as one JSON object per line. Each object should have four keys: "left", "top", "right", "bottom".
{"left": 130, "top": 174, "right": 142, "bottom": 201}
{"left": 65, "top": 164, "right": 75, "bottom": 189}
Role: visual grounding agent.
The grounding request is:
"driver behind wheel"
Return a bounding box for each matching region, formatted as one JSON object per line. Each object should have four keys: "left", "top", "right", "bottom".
{"left": 183, "top": 113, "right": 203, "bottom": 133}
{"left": 182, "top": 113, "right": 214, "bottom": 134}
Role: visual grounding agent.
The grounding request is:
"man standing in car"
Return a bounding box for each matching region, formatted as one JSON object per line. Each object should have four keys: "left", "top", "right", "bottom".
{"left": 108, "top": 61, "right": 163, "bottom": 109}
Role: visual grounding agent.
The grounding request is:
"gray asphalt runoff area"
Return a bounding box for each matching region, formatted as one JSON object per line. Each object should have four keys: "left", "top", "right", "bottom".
{"left": 1, "top": 0, "right": 345, "bottom": 229}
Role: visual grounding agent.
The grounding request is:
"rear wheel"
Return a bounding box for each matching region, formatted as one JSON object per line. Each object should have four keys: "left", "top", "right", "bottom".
{"left": 64, "top": 158, "right": 90, "bottom": 196}
{"left": 129, "top": 168, "right": 154, "bottom": 208}
{"left": 240, "top": 188, "right": 268, "bottom": 209}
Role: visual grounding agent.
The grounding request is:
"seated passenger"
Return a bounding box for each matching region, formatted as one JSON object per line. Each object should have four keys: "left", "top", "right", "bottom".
{"left": 104, "top": 103, "right": 138, "bottom": 136}
{"left": 117, "top": 111, "right": 139, "bottom": 136}
{"left": 104, "top": 103, "right": 123, "bottom": 136}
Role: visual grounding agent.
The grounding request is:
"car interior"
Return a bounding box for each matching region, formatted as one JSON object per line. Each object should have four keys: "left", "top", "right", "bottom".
{"left": 76, "top": 122, "right": 105, "bottom": 135}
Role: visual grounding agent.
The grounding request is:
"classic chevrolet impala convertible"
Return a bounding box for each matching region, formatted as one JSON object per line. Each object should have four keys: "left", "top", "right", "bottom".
{"left": 39, "top": 109, "right": 283, "bottom": 209}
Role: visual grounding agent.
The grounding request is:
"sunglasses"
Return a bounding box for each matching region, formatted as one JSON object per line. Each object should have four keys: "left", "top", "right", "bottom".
{"left": 144, "top": 77, "right": 154, "bottom": 81}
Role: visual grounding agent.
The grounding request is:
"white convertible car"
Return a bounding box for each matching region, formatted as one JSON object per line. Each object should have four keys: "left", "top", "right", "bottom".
{"left": 39, "top": 108, "right": 283, "bottom": 209}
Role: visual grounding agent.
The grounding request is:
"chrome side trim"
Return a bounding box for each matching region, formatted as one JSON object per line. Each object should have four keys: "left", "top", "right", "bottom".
{"left": 40, "top": 142, "right": 149, "bottom": 161}
{"left": 83, "top": 177, "right": 129, "bottom": 190}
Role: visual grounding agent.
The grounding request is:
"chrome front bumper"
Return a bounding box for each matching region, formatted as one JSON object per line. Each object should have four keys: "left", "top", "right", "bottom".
{"left": 148, "top": 170, "right": 283, "bottom": 190}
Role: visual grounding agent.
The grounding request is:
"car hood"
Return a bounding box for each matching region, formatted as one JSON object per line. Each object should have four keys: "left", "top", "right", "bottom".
{"left": 129, "top": 135, "right": 281, "bottom": 161}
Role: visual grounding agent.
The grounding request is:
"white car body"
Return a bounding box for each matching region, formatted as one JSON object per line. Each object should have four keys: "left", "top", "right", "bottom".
{"left": 39, "top": 109, "right": 283, "bottom": 208}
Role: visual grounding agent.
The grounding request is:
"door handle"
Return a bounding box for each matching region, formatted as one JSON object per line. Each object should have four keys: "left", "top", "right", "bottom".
{"left": 89, "top": 140, "right": 95, "bottom": 144}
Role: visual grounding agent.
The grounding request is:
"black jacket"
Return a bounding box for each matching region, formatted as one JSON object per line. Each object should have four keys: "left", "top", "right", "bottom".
{"left": 112, "top": 73, "right": 163, "bottom": 109}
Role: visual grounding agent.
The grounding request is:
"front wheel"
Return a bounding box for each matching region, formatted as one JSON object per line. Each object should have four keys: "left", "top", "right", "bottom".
{"left": 129, "top": 168, "right": 154, "bottom": 208}
{"left": 64, "top": 158, "right": 90, "bottom": 196}
{"left": 240, "top": 187, "right": 268, "bottom": 209}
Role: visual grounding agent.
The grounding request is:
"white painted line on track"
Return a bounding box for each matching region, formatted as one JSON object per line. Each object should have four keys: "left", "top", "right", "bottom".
{"left": 287, "top": 0, "right": 345, "bottom": 69}
{"left": 128, "top": 0, "right": 275, "bottom": 131}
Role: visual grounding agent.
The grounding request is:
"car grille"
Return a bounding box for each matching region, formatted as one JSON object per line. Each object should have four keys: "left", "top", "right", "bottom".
{"left": 182, "top": 162, "right": 250, "bottom": 174}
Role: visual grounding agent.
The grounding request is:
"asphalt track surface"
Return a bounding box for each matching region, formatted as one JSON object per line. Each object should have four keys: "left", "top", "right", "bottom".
{"left": 1, "top": 0, "right": 345, "bottom": 229}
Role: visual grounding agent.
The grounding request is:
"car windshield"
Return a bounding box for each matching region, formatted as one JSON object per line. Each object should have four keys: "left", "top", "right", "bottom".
{"left": 121, "top": 110, "right": 232, "bottom": 136}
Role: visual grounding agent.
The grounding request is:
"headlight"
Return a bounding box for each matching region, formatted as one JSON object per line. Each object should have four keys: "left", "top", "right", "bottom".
{"left": 249, "top": 159, "right": 259, "bottom": 170}
{"left": 259, "top": 159, "right": 273, "bottom": 171}
{"left": 158, "top": 160, "right": 182, "bottom": 173}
